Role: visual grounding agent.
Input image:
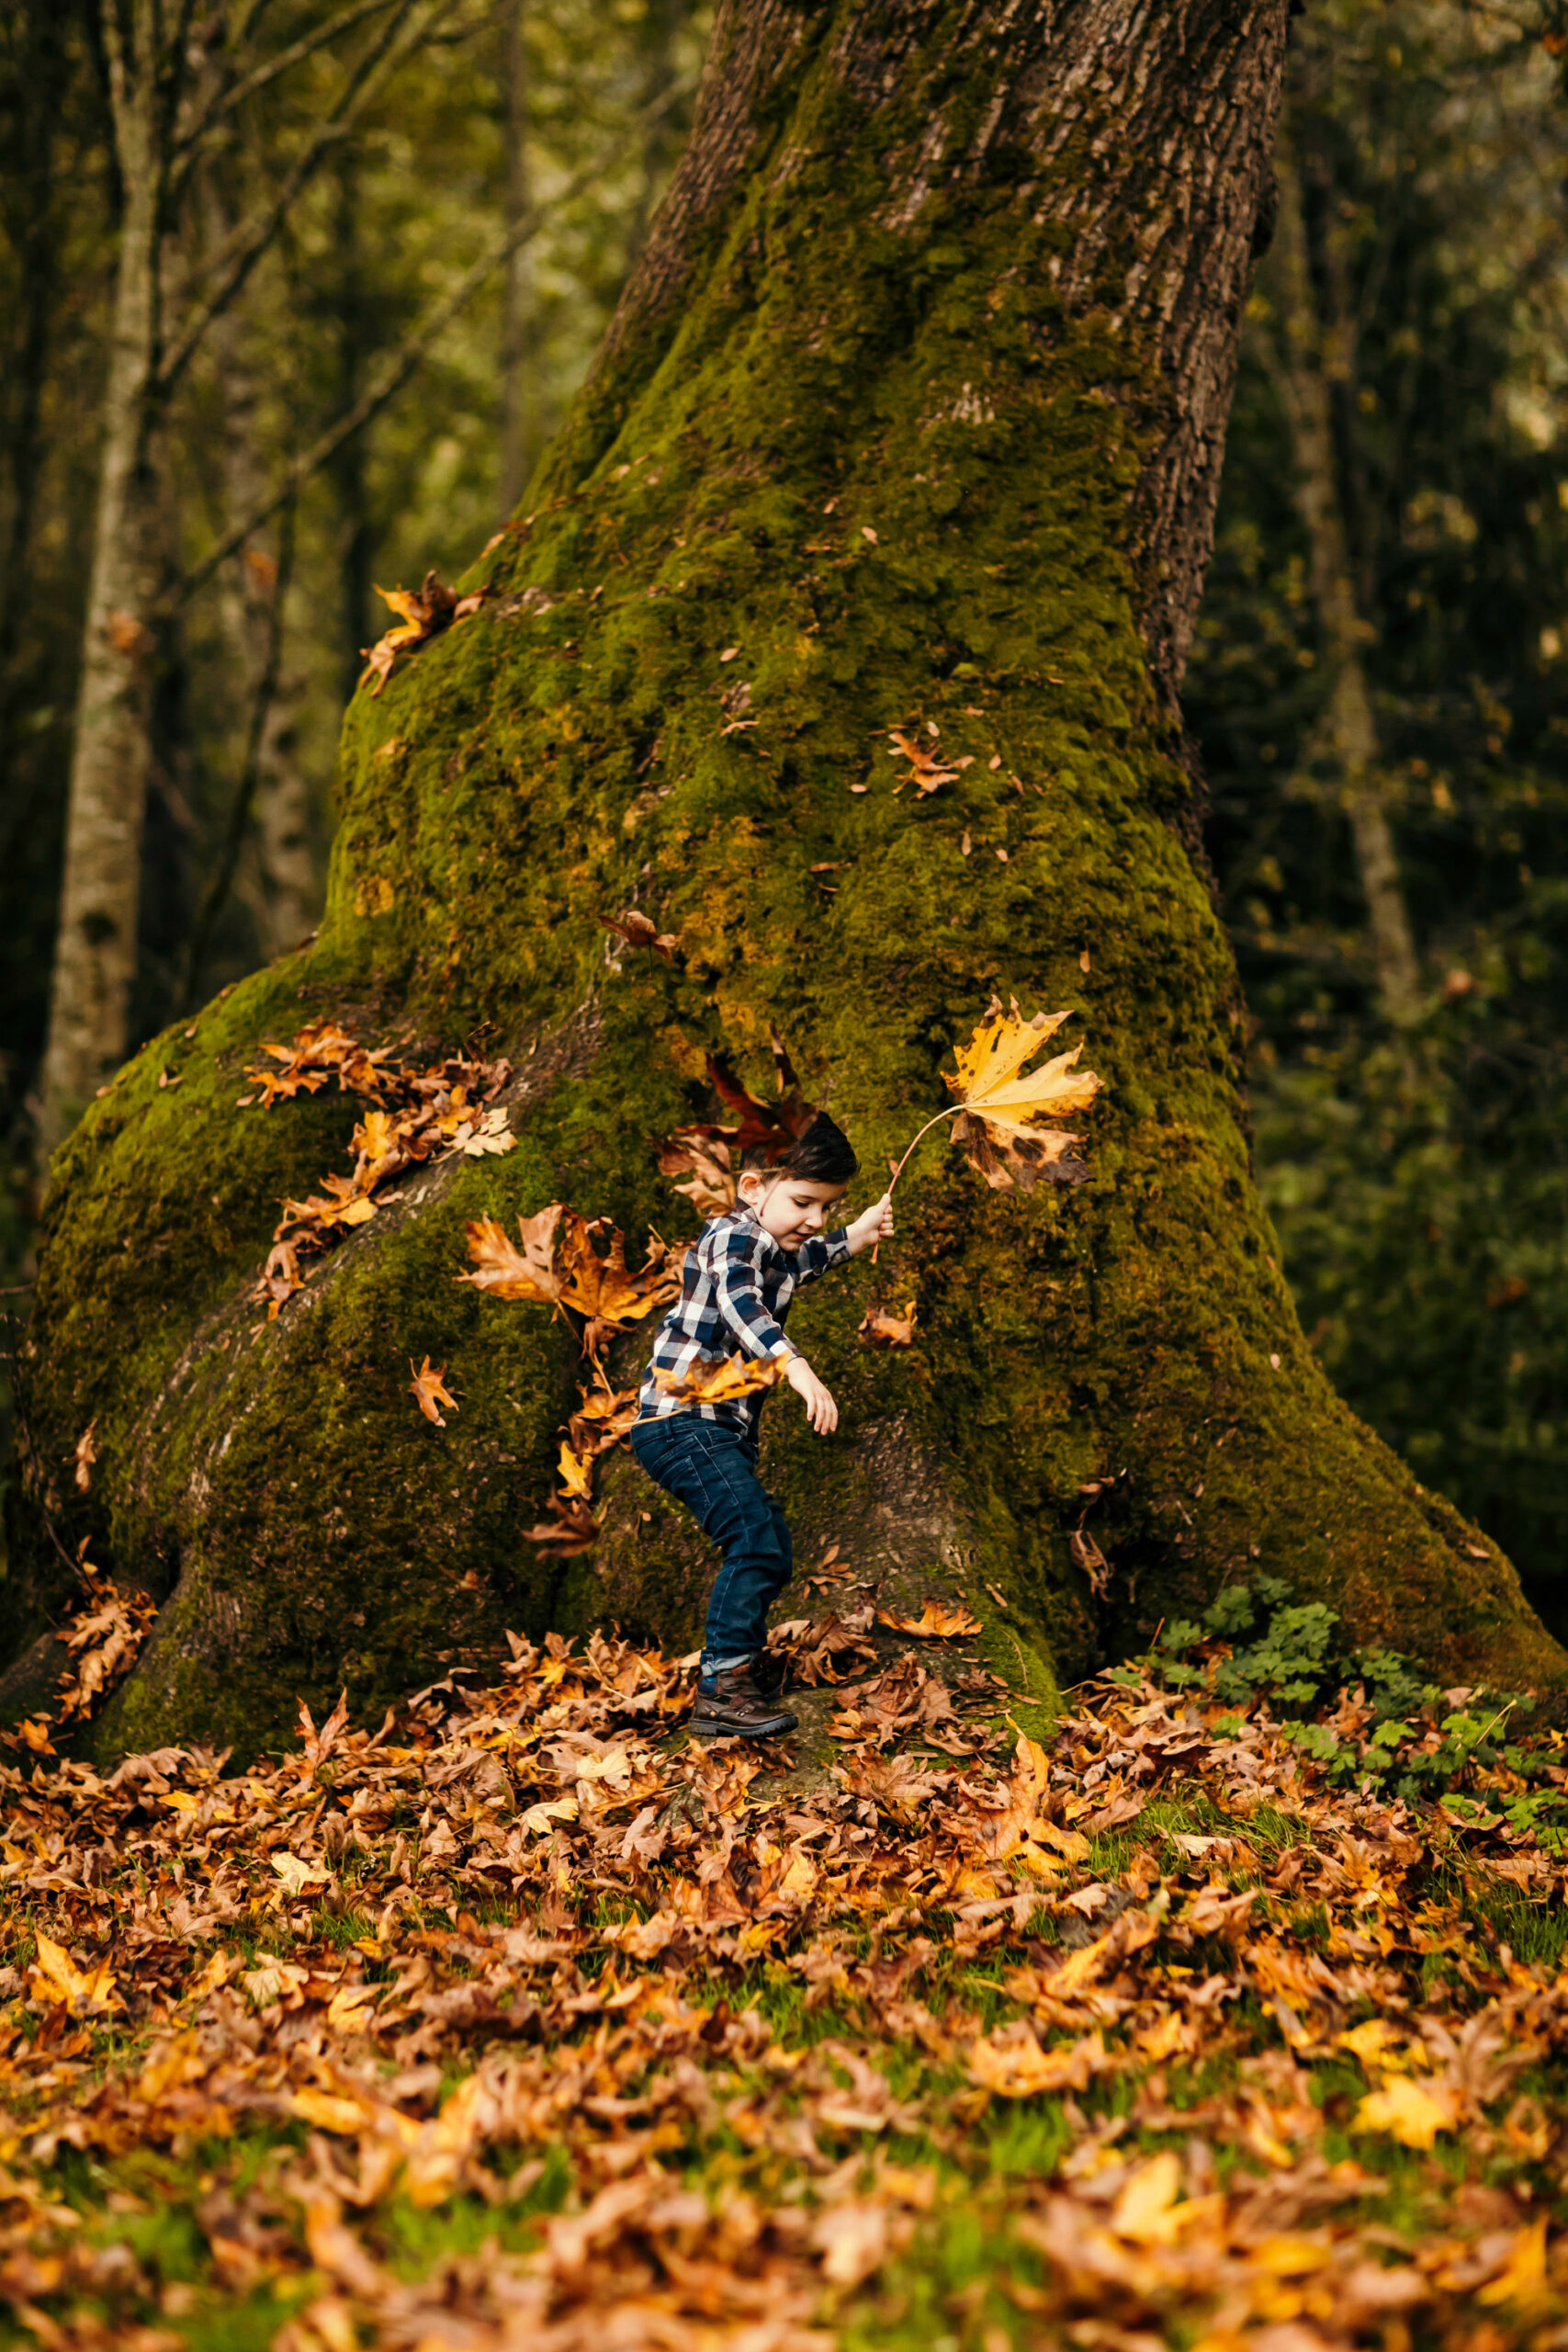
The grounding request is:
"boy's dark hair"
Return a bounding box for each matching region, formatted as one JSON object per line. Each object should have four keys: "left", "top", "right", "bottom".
{"left": 741, "top": 1112, "right": 858, "bottom": 1185}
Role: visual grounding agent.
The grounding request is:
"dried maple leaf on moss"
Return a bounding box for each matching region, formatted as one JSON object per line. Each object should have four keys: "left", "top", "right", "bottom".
{"left": 242, "top": 1021, "right": 396, "bottom": 1107}
{"left": 601, "top": 908, "right": 679, "bottom": 961}
{"left": 558, "top": 1216, "right": 677, "bottom": 1324}
{"left": 887, "top": 726, "right": 959, "bottom": 796}
{"left": 567, "top": 1379, "right": 640, "bottom": 1462}
{"left": 410, "top": 1357, "right": 458, "bottom": 1427}
{"left": 358, "top": 571, "right": 492, "bottom": 697}
{"left": 654, "top": 1352, "right": 790, "bottom": 1408}
{"left": 859, "top": 1301, "right": 915, "bottom": 1347}
{"left": 657, "top": 1127, "right": 737, "bottom": 1217}
{"left": 461, "top": 1206, "right": 565, "bottom": 1303}
{"left": 875, "top": 1600, "right": 981, "bottom": 1639}
{"left": 944, "top": 995, "right": 1101, "bottom": 1191}
{"left": 524, "top": 1492, "right": 600, "bottom": 1554}
{"left": 242, "top": 1027, "right": 516, "bottom": 1319}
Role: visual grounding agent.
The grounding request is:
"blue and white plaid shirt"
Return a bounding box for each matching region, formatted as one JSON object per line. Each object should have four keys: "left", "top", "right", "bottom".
{"left": 637, "top": 1205, "right": 851, "bottom": 1439}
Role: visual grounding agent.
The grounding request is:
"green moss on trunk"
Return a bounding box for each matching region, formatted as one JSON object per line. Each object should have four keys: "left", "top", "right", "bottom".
{"left": 8, "top": 0, "right": 1563, "bottom": 1751}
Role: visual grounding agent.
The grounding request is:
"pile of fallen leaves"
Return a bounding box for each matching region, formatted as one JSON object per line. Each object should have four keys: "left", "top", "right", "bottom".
{"left": 239, "top": 1024, "right": 518, "bottom": 1318}
{"left": 6, "top": 1612, "right": 1568, "bottom": 2351}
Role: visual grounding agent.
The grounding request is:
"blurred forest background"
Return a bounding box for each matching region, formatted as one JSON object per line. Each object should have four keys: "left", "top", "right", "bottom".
{"left": 0, "top": 2, "right": 1564, "bottom": 1623}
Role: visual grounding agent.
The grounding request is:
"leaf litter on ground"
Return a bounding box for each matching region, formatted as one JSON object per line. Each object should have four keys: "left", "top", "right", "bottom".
{"left": 7, "top": 1583, "right": 1568, "bottom": 2348}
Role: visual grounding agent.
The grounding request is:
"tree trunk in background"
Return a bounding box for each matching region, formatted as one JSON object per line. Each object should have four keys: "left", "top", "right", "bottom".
{"left": 8, "top": 0, "right": 1562, "bottom": 1761}
{"left": 498, "top": 1, "right": 530, "bottom": 518}
{"left": 1268, "top": 144, "right": 1420, "bottom": 1020}
{"left": 37, "top": 0, "right": 170, "bottom": 1155}
{"left": 212, "top": 295, "right": 319, "bottom": 958}
{"left": 330, "top": 158, "right": 377, "bottom": 709}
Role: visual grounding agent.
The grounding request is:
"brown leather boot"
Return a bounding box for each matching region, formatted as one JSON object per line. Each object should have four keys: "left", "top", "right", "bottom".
{"left": 691, "top": 1665, "right": 797, "bottom": 1741}
{"left": 753, "top": 1647, "right": 791, "bottom": 1700}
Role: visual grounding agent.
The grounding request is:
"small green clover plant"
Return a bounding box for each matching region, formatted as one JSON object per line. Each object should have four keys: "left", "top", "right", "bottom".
{"left": 1126, "top": 1577, "right": 1568, "bottom": 1841}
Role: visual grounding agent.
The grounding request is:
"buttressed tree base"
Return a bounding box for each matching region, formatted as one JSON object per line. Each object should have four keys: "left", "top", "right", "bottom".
{"left": 7, "top": 0, "right": 1564, "bottom": 1758}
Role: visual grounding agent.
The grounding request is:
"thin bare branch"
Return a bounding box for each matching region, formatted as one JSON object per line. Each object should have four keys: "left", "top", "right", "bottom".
{"left": 175, "top": 70, "right": 697, "bottom": 607}
{"left": 156, "top": 0, "right": 441, "bottom": 399}
{"left": 172, "top": 0, "right": 400, "bottom": 163}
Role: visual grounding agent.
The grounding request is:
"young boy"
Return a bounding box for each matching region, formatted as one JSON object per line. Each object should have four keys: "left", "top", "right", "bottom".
{"left": 630, "top": 1113, "right": 895, "bottom": 1739}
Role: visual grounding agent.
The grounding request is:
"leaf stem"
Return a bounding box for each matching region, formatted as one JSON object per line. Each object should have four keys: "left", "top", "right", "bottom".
{"left": 886, "top": 1105, "right": 963, "bottom": 1197}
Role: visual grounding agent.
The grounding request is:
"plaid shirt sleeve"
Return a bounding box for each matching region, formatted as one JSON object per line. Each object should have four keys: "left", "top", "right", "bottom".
{"left": 786, "top": 1227, "right": 851, "bottom": 1288}
{"left": 710, "top": 1220, "right": 795, "bottom": 1360}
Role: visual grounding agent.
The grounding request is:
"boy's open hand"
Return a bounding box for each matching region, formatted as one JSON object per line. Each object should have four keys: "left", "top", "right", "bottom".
{"left": 785, "top": 1355, "right": 839, "bottom": 1435}
{"left": 847, "top": 1191, "right": 895, "bottom": 1255}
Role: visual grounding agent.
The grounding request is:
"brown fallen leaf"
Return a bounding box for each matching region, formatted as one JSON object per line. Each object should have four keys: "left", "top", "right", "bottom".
{"left": 601, "top": 909, "right": 678, "bottom": 961}
{"left": 887, "top": 727, "right": 959, "bottom": 796}
{"left": 1070, "top": 1527, "right": 1112, "bottom": 1599}
{"left": 557, "top": 1216, "right": 678, "bottom": 1326}
{"left": 410, "top": 1356, "right": 458, "bottom": 1427}
{"left": 875, "top": 1600, "right": 982, "bottom": 1638}
{"left": 72, "top": 1421, "right": 97, "bottom": 1493}
{"left": 657, "top": 1127, "right": 737, "bottom": 1217}
{"left": 524, "top": 1492, "right": 600, "bottom": 1553}
{"left": 858, "top": 1301, "right": 916, "bottom": 1348}
{"left": 358, "top": 571, "right": 492, "bottom": 696}
{"left": 461, "top": 1206, "right": 565, "bottom": 1303}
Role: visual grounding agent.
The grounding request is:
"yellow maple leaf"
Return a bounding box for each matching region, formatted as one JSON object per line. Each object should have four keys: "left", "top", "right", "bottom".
{"left": 654, "top": 1352, "right": 791, "bottom": 1407}
{"left": 1477, "top": 2216, "right": 1550, "bottom": 2307}
{"left": 28, "top": 1930, "right": 120, "bottom": 2016}
{"left": 409, "top": 1356, "right": 458, "bottom": 1428}
{"left": 557, "top": 1441, "right": 592, "bottom": 1501}
{"left": 1355, "top": 2075, "right": 1458, "bottom": 2148}
{"left": 943, "top": 996, "right": 1101, "bottom": 1190}
{"left": 875, "top": 1600, "right": 982, "bottom": 1638}
{"left": 557, "top": 1215, "right": 677, "bottom": 1324}
{"left": 460, "top": 1205, "right": 564, "bottom": 1302}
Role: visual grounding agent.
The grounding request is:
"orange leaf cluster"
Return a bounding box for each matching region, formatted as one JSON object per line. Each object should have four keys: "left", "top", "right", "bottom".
{"left": 657, "top": 1026, "right": 818, "bottom": 1219}
{"left": 358, "top": 571, "right": 492, "bottom": 697}
{"left": 461, "top": 1204, "right": 676, "bottom": 1553}
{"left": 241, "top": 1025, "right": 516, "bottom": 1317}
{"left": 6, "top": 1635, "right": 1568, "bottom": 2348}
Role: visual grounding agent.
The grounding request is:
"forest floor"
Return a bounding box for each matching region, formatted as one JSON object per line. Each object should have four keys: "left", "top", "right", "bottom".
{"left": 4, "top": 1596, "right": 1568, "bottom": 2352}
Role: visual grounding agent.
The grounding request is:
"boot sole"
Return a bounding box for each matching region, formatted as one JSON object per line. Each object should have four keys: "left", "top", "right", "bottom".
{"left": 691, "top": 1713, "right": 797, "bottom": 1741}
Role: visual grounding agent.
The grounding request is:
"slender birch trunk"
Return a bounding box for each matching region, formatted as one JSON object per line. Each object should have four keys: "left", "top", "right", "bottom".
{"left": 498, "top": 1, "right": 530, "bottom": 518}
{"left": 211, "top": 292, "right": 317, "bottom": 958}
{"left": 1268, "top": 144, "right": 1421, "bottom": 1019}
{"left": 37, "top": 1, "right": 169, "bottom": 1155}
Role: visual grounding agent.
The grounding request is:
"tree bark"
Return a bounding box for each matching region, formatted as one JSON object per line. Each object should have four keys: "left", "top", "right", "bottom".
{"left": 1264, "top": 143, "right": 1420, "bottom": 1020}
{"left": 498, "top": 0, "right": 531, "bottom": 519}
{"left": 36, "top": 0, "right": 170, "bottom": 1156}
{"left": 9, "top": 0, "right": 1563, "bottom": 1758}
{"left": 210, "top": 288, "right": 318, "bottom": 962}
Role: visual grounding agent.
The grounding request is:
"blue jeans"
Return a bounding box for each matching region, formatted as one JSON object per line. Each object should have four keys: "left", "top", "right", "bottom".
{"left": 629, "top": 1415, "right": 793, "bottom": 1681}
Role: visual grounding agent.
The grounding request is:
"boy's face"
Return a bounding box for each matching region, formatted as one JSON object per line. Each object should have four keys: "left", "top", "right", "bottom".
{"left": 740, "top": 1171, "right": 848, "bottom": 1249}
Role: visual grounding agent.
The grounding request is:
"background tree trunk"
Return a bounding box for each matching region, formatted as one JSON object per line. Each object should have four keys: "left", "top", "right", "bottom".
{"left": 37, "top": 0, "right": 170, "bottom": 1155}
{"left": 1263, "top": 145, "right": 1420, "bottom": 1019}
{"left": 7, "top": 0, "right": 1563, "bottom": 1758}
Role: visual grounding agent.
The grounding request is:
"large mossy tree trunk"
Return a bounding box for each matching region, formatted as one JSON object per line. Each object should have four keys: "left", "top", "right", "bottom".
{"left": 7, "top": 0, "right": 1565, "bottom": 1757}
